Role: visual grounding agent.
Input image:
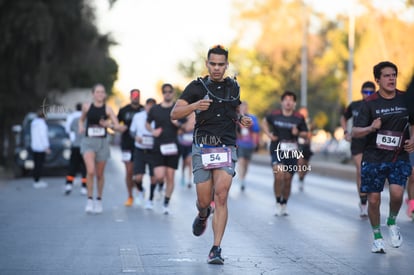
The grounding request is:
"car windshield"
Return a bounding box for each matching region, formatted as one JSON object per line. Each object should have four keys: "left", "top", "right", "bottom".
{"left": 48, "top": 123, "right": 67, "bottom": 139}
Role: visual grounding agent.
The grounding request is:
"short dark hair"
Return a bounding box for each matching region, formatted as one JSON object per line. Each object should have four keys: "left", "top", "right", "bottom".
{"left": 130, "top": 88, "right": 140, "bottom": 94}
{"left": 281, "top": 90, "right": 297, "bottom": 101}
{"left": 361, "top": 81, "right": 375, "bottom": 91}
{"left": 146, "top": 98, "right": 156, "bottom": 104}
{"left": 161, "top": 83, "right": 173, "bottom": 92}
{"left": 207, "top": 45, "right": 228, "bottom": 60}
{"left": 373, "top": 61, "right": 398, "bottom": 80}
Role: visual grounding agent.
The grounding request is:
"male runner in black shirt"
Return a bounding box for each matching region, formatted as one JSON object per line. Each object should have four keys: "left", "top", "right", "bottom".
{"left": 117, "top": 89, "right": 144, "bottom": 207}
{"left": 171, "top": 45, "right": 252, "bottom": 264}
{"left": 146, "top": 83, "right": 180, "bottom": 215}
{"left": 340, "top": 81, "right": 376, "bottom": 217}
{"left": 353, "top": 61, "right": 414, "bottom": 253}
{"left": 262, "top": 91, "right": 308, "bottom": 216}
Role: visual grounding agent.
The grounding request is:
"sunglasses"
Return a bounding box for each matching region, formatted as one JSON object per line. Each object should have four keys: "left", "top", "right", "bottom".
{"left": 362, "top": 90, "right": 374, "bottom": 95}
{"left": 162, "top": 90, "right": 173, "bottom": 94}
{"left": 209, "top": 44, "right": 228, "bottom": 52}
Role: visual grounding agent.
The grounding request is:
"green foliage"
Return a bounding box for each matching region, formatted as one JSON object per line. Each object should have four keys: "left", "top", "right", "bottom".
{"left": 0, "top": 0, "right": 118, "bottom": 165}
{"left": 0, "top": 0, "right": 118, "bottom": 122}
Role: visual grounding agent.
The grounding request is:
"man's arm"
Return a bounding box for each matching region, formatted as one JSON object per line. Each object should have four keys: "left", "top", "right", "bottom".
{"left": 352, "top": 117, "right": 381, "bottom": 138}
{"left": 171, "top": 99, "right": 193, "bottom": 120}
{"left": 261, "top": 117, "right": 276, "bottom": 141}
{"left": 171, "top": 98, "right": 213, "bottom": 120}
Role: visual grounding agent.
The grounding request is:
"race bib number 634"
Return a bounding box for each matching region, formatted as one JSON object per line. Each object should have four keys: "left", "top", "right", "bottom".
{"left": 376, "top": 130, "right": 402, "bottom": 151}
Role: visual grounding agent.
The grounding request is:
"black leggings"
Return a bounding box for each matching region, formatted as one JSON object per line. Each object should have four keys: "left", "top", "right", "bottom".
{"left": 67, "top": 147, "right": 86, "bottom": 178}
{"left": 33, "top": 152, "right": 46, "bottom": 182}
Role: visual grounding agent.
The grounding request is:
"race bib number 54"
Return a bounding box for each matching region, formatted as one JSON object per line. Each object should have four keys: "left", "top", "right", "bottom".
{"left": 376, "top": 130, "right": 402, "bottom": 151}
{"left": 201, "top": 147, "right": 232, "bottom": 170}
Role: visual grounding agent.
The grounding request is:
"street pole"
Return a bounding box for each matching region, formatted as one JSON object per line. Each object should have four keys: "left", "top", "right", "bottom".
{"left": 347, "top": 8, "right": 355, "bottom": 104}
{"left": 300, "top": 0, "right": 308, "bottom": 108}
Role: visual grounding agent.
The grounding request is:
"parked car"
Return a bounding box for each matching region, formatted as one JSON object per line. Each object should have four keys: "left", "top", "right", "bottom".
{"left": 11, "top": 112, "right": 71, "bottom": 177}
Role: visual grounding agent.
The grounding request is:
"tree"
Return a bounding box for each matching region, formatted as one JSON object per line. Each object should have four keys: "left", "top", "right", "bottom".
{"left": 229, "top": 0, "right": 349, "bottom": 132}
{"left": 230, "top": 0, "right": 414, "bottom": 131}
{"left": 0, "top": 0, "right": 118, "bottom": 166}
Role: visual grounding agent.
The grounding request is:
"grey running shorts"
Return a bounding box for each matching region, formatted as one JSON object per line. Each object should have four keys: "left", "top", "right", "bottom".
{"left": 80, "top": 136, "right": 110, "bottom": 162}
{"left": 192, "top": 144, "right": 237, "bottom": 184}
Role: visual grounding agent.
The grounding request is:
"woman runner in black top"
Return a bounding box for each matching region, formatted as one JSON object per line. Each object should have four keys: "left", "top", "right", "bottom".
{"left": 79, "top": 83, "right": 126, "bottom": 214}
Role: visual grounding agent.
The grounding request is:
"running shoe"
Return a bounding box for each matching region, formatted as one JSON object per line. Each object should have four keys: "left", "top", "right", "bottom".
{"left": 274, "top": 203, "right": 282, "bottom": 216}
{"left": 94, "top": 200, "right": 103, "bottom": 214}
{"left": 163, "top": 205, "right": 169, "bottom": 215}
{"left": 192, "top": 207, "right": 212, "bottom": 236}
{"left": 371, "top": 238, "right": 386, "bottom": 253}
{"left": 135, "top": 191, "right": 145, "bottom": 206}
{"left": 299, "top": 179, "right": 304, "bottom": 192}
{"left": 359, "top": 203, "right": 368, "bottom": 218}
{"left": 280, "top": 204, "right": 289, "bottom": 216}
{"left": 207, "top": 246, "right": 224, "bottom": 265}
{"left": 80, "top": 186, "right": 87, "bottom": 195}
{"left": 406, "top": 199, "right": 414, "bottom": 218}
{"left": 85, "top": 199, "right": 94, "bottom": 214}
{"left": 124, "top": 197, "right": 133, "bottom": 207}
{"left": 33, "top": 181, "right": 48, "bottom": 189}
{"left": 64, "top": 184, "right": 72, "bottom": 195}
{"left": 155, "top": 189, "right": 163, "bottom": 201}
{"left": 145, "top": 200, "right": 154, "bottom": 210}
{"left": 388, "top": 224, "right": 403, "bottom": 248}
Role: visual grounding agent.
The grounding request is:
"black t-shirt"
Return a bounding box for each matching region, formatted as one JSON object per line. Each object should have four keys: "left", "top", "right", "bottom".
{"left": 354, "top": 91, "right": 414, "bottom": 162}
{"left": 180, "top": 77, "right": 241, "bottom": 146}
{"left": 343, "top": 100, "right": 366, "bottom": 146}
{"left": 265, "top": 110, "right": 308, "bottom": 151}
{"left": 343, "top": 100, "right": 363, "bottom": 124}
{"left": 147, "top": 103, "right": 178, "bottom": 148}
{"left": 117, "top": 104, "right": 144, "bottom": 150}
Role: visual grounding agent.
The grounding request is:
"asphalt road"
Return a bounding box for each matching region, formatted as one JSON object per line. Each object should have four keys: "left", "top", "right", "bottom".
{"left": 0, "top": 147, "right": 413, "bottom": 275}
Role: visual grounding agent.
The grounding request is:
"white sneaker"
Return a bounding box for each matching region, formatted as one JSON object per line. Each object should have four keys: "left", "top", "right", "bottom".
{"left": 33, "top": 181, "right": 48, "bottom": 189}
{"left": 155, "top": 189, "right": 163, "bottom": 201}
{"left": 371, "top": 238, "right": 386, "bottom": 253}
{"left": 299, "top": 180, "right": 304, "bottom": 192}
{"left": 94, "top": 200, "right": 103, "bottom": 214}
{"left": 359, "top": 203, "right": 368, "bottom": 218}
{"left": 80, "top": 186, "right": 87, "bottom": 195}
{"left": 274, "top": 203, "right": 282, "bottom": 216}
{"left": 64, "top": 184, "right": 72, "bottom": 195}
{"left": 145, "top": 200, "right": 154, "bottom": 210}
{"left": 163, "top": 205, "right": 169, "bottom": 215}
{"left": 388, "top": 224, "right": 403, "bottom": 248}
{"left": 85, "top": 199, "right": 94, "bottom": 214}
{"left": 135, "top": 191, "right": 145, "bottom": 206}
{"left": 280, "top": 204, "right": 289, "bottom": 216}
